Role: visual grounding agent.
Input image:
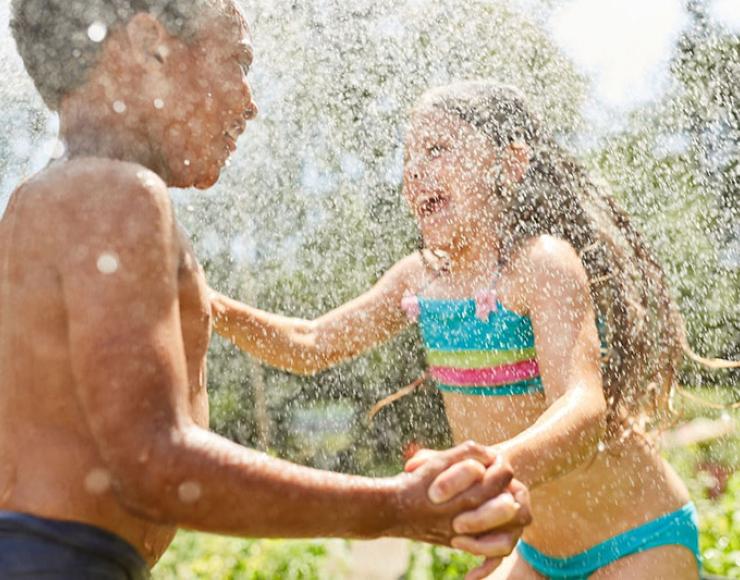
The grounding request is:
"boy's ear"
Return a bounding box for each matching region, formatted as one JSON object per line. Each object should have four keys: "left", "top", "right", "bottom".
{"left": 503, "top": 142, "right": 531, "bottom": 184}
{"left": 126, "top": 12, "right": 169, "bottom": 67}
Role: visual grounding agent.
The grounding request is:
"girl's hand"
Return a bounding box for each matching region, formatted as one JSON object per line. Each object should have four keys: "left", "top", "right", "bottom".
{"left": 455, "top": 478, "right": 531, "bottom": 580}
{"left": 404, "top": 444, "right": 532, "bottom": 577}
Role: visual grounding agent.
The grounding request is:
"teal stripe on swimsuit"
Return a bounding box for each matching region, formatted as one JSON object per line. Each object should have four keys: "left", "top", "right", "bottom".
{"left": 436, "top": 378, "right": 544, "bottom": 396}
{"left": 517, "top": 503, "right": 701, "bottom": 579}
{"left": 418, "top": 298, "right": 536, "bottom": 351}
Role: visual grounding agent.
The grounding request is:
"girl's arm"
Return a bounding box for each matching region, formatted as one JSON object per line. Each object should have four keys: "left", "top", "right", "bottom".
{"left": 490, "top": 236, "right": 607, "bottom": 488}
{"left": 407, "top": 236, "right": 606, "bottom": 489}
{"left": 211, "top": 253, "right": 422, "bottom": 375}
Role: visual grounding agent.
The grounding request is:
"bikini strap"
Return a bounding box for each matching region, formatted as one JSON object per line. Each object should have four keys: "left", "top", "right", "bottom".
{"left": 415, "top": 250, "right": 502, "bottom": 296}
{"left": 415, "top": 249, "right": 450, "bottom": 296}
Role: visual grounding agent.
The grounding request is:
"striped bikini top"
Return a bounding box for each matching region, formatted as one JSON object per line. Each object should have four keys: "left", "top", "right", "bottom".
{"left": 401, "top": 275, "right": 544, "bottom": 397}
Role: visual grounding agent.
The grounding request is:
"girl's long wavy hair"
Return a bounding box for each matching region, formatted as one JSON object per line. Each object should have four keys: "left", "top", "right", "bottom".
{"left": 410, "top": 81, "right": 737, "bottom": 439}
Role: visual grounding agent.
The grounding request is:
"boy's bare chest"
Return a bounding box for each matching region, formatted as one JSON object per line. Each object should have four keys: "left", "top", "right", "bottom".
{"left": 176, "top": 238, "right": 212, "bottom": 424}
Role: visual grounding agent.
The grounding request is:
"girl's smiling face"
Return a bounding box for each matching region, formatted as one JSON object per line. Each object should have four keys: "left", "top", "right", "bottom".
{"left": 402, "top": 108, "right": 503, "bottom": 252}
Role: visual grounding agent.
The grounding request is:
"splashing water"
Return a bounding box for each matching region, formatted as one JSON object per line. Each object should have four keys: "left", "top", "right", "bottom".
{"left": 0, "top": 0, "right": 736, "bottom": 477}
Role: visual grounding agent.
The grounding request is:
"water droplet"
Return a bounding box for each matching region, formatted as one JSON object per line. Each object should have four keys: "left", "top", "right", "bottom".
{"left": 138, "top": 449, "right": 150, "bottom": 464}
{"left": 84, "top": 468, "right": 111, "bottom": 494}
{"left": 184, "top": 159, "right": 191, "bottom": 167}
{"left": 178, "top": 481, "right": 202, "bottom": 503}
{"left": 597, "top": 441, "right": 606, "bottom": 453}
{"left": 87, "top": 21, "right": 107, "bottom": 43}
{"left": 154, "top": 98, "right": 165, "bottom": 110}
{"left": 50, "top": 140, "right": 66, "bottom": 160}
{"left": 97, "top": 253, "right": 119, "bottom": 274}
{"left": 113, "top": 100, "right": 127, "bottom": 114}
{"left": 136, "top": 171, "right": 158, "bottom": 190}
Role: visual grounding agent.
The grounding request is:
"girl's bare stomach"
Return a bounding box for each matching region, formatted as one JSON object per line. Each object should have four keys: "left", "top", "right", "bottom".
{"left": 442, "top": 392, "right": 690, "bottom": 556}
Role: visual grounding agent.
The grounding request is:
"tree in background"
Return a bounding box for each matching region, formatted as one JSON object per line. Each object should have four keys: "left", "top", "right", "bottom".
{"left": 594, "top": 0, "right": 738, "bottom": 390}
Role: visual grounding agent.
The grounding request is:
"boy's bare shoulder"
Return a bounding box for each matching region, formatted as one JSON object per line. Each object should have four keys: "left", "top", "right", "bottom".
{"left": 13, "top": 159, "right": 179, "bottom": 272}
{"left": 37, "top": 158, "right": 169, "bottom": 211}
{"left": 26, "top": 159, "right": 173, "bottom": 238}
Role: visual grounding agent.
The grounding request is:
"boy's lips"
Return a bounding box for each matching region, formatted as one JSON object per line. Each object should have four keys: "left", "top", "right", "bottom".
{"left": 224, "top": 120, "right": 247, "bottom": 147}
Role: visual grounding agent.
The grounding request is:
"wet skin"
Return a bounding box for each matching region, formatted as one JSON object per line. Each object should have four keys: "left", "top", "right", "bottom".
{"left": 0, "top": 160, "right": 209, "bottom": 562}
{"left": 0, "top": 7, "right": 532, "bottom": 570}
{"left": 212, "top": 109, "right": 698, "bottom": 578}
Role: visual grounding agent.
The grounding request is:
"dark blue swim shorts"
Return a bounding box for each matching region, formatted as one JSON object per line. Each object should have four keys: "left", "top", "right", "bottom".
{"left": 0, "top": 510, "right": 149, "bottom": 579}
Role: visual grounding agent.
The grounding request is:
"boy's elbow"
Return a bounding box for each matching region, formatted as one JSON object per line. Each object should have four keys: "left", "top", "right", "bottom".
{"left": 103, "top": 430, "right": 190, "bottom": 524}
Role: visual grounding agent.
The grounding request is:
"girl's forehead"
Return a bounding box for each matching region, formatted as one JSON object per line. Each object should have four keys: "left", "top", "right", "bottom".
{"left": 407, "top": 109, "right": 485, "bottom": 144}
{"left": 410, "top": 110, "right": 461, "bottom": 136}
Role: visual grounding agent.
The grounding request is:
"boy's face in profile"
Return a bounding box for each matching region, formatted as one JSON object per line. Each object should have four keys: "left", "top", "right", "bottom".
{"left": 148, "top": 8, "right": 258, "bottom": 189}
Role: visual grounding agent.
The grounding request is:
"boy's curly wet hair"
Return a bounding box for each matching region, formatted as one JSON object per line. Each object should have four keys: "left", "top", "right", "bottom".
{"left": 10, "top": 0, "right": 232, "bottom": 110}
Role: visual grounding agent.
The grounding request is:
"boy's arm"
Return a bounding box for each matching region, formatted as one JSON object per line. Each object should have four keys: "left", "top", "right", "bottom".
{"left": 61, "top": 167, "right": 523, "bottom": 546}
{"left": 211, "top": 253, "right": 421, "bottom": 374}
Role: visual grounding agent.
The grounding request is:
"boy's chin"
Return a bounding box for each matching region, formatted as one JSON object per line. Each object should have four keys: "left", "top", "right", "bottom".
{"left": 175, "top": 166, "right": 221, "bottom": 190}
{"left": 193, "top": 171, "right": 220, "bottom": 190}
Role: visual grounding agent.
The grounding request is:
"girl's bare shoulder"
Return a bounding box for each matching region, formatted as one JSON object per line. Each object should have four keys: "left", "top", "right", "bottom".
{"left": 504, "top": 235, "right": 588, "bottom": 309}
{"left": 385, "top": 249, "right": 445, "bottom": 294}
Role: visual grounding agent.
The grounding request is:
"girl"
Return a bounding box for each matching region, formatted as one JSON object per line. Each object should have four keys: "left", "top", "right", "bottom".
{"left": 211, "top": 81, "right": 728, "bottom": 578}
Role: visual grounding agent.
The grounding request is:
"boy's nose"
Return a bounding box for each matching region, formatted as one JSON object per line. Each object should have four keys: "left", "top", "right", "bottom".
{"left": 244, "top": 99, "right": 258, "bottom": 120}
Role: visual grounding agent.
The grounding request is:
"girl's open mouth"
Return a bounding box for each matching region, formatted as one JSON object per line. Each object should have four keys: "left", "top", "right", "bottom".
{"left": 417, "top": 194, "right": 449, "bottom": 217}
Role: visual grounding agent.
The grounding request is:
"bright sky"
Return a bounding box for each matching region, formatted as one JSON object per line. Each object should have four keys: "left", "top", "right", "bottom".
{"left": 547, "top": 0, "right": 740, "bottom": 111}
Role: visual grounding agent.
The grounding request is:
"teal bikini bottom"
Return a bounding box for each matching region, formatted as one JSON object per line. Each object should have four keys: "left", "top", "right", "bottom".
{"left": 517, "top": 503, "right": 700, "bottom": 579}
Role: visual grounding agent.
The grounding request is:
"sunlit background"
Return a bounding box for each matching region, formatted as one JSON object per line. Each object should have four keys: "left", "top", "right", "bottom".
{"left": 1, "top": 1, "right": 738, "bottom": 576}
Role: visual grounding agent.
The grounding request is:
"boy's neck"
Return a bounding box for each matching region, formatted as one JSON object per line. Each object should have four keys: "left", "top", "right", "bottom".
{"left": 58, "top": 95, "right": 167, "bottom": 181}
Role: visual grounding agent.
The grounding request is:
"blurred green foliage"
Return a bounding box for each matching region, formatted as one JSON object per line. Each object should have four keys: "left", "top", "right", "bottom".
{"left": 698, "top": 474, "right": 740, "bottom": 577}
{"left": 153, "top": 535, "right": 346, "bottom": 580}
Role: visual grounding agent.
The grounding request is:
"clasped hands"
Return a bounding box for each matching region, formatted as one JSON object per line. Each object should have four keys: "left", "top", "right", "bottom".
{"left": 400, "top": 441, "right": 531, "bottom": 580}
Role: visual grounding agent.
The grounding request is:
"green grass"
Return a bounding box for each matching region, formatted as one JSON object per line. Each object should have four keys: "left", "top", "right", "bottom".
{"left": 153, "top": 535, "right": 347, "bottom": 579}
